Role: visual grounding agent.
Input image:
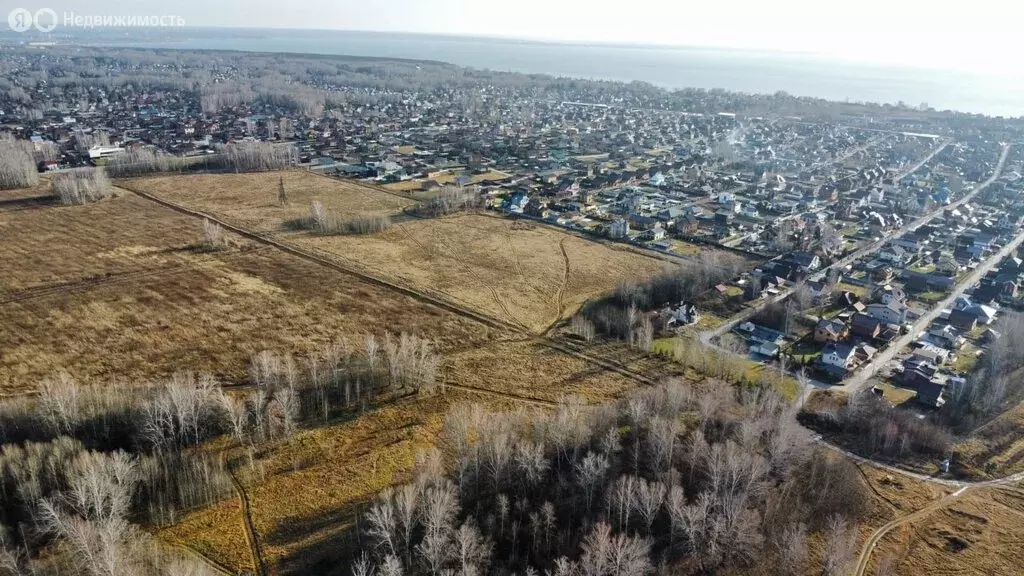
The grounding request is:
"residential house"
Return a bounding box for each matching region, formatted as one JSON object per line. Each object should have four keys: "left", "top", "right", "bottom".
{"left": 644, "top": 226, "right": 667, "bottom": 242}
{"left": 963, "top": 303, "right": 998, "bottom": 325}
{"left": 821, "top": 342, "right": 857, "bottom": 369}
{"left": 925, "top": 324, "right": 964, "bottom": 349}
{"left": 790, "top": 252, "right": 821, "bottom": 271}
{"left": 880, "top": 285, "right": 907, "bottom": 306}
{"left": 609, "top": 218, "right": 630, "bottom": 239}
{"left": 504, "top": 191, "right": 530, "bottom": 214}
{"left": 814, "top": 318, "right": 849, "bottom": 343}
{"left": 877, "top": 244, "right": 910, "bottom": 266}
{"left": 865, "top": 302, "right": 911, "bottom": 326}
{"left": 850, "top": 313, "right": 882, "bottom": 339}
{"left": 948, "top": 309, "right": 978, "bottom": 332}
{"left": 666, "top": 302, "right": 701, "bottom": 327}
{"left": 916, "top": 381, "right": 946, "bottom": 408}
{"left": 855, "top": 343, "right": 878, "bottom": 364}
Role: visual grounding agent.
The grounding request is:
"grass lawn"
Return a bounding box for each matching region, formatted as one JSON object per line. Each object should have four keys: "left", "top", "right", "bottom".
{"left": 669, "top": 240, "right": 702, "bottom": 255}
{"left": 836, "top": 282, "right": 866, "bottom": 297}
{"left": 916, "top": 291, "right": 945, "bottom": 303}
{"left": 873, "top": 382, "right": 918, "bottom": 404}
{"left": 787, "top": 339, "right": 823, "bottom": 365}
{"left": 909, "top": 263, "right": 936, "bottom": 274}
{"left": 951, "top": 344, "right": 981, "bottom": 374}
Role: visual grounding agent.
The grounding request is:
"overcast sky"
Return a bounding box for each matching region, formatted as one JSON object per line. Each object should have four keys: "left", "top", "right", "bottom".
{"left": 4, "top": 0, "right": 1023, "bottom": 75}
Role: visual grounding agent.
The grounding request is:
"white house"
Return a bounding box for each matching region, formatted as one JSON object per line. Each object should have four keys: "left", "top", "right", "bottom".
{"left": 877, "top": 245, "right": 909, "bottom": 266}
{"left": 88, "top": 144, "right": 125, "bottom": 160}
{"left": 645, "top": 226, "right": 667, "bottom": 241}
{"left": 880, "top": 285, "right": 907, "bottom": 306}
{"left": 866, "top": 302, "right": 910, "bottom": 326}
{"left": 667, "top": 302, "right": 701, "bottom": 326}
{"left": 822, "top": 343, "right": 856, "bottom": 369}
{"left": 609, "top": 218, "right": 630, "bottom": 239}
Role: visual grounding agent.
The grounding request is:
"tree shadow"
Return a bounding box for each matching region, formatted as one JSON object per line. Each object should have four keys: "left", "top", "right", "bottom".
{"left": 264, "top": 498, "right": 369, "bottom": 576}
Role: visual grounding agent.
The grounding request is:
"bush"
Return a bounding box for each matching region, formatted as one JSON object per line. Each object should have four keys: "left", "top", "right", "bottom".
{"left": 51, "top": 168, "right": 113, "bottom": 205}
{"left": 292, "top": 201, "right": 391, "bottom": 235}
{"left": 201, "top": 219, "right": 227, "bottom": 250}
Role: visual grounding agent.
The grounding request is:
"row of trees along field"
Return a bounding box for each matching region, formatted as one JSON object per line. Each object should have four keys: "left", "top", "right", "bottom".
{"left": 0, "top": 332, "right": 440, "bottom": 575}
{"left": 106, "top": 141, "right": 298, "bottom": 178}
{"left": 351, "top": 380, "right": 870, "bottom": 576}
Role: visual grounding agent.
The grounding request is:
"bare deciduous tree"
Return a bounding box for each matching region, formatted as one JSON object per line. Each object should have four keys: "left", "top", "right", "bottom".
{"left": 821, "top": 514, "right": 856, "bottom": 576}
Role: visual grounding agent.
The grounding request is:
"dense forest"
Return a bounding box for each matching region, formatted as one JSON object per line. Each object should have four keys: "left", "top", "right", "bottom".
{"left": 351, "top": 380, "right": 869, "bottom": 576}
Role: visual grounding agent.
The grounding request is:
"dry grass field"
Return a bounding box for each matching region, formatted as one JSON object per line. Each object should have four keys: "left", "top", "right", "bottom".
{"left": 0, "top": 192, "right": 504, "bottom": 392}
{"left": 121, "top": 171, "right": 417, "bottom": 234}
{"left": 954, "top": 399, "right": 1024, "bottom": 479}
{"left": 119, "top": 172, "right": 669, "bottom": 333}
{"left": 867, "top": 487, "right": 1024, "bottom": 576}
{"left": 0, "top": 179, "right": 685, "bottom": 573}
{"left": 161, "top": 392, "right": 522, "bottom": 575}
{"left": 292, "top": 215, "right": 667, "bottom": 332}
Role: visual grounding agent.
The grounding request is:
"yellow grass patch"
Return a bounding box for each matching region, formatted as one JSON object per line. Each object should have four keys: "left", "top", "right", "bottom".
{"left": 120, "top": 171, "right": 416, "bottom": 234}
{"left": 114, "top": 174, "right": 670, "bottom": 332}
{"left": 868, "top": 488, "right": 1024, "bottom": 576}
{"left": 287, "top": 214, "right": 667, "bottom": 332}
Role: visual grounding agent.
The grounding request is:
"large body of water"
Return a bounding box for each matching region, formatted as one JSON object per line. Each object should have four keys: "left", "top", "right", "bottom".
{"left": 72, "top": 29, "right": 1024, "bottom": 118}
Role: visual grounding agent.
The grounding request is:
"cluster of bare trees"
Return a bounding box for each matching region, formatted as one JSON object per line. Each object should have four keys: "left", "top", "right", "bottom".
{"left": 942, "top": 312, "right": 1024, "bottom": 429}
{"left": 569, "top": 315, "right": 597, "bottom": 343}
{"left": 341, "top": 216, "right": 392, "bottom": 235}
{"left": 220, "top": 141, "right": 297, "bottom": 172}
{"left": 72, "top": 130, "right": 111, "bottom": 156}
{"left": 415, "top": 185, "right": 483, "bottom": 217}
{"left": 582, "top": 253, "right": 744, "bottom": 340}
{"left": 749, "top": 283, "right": 817, "bottom": 335}
{"left": 0, "top": 328, "right": 438, "bottom": 575}
{"left": 50, "top": 168, "right": 113, "bottom": 205}
{"left": 354, "top": 379, "right": 867, "bottom": 576}
{"left": 0, "top": 136, "right": 39, "bottom": 190}
{"left": 801, "top": 391, "right": 952, "bottom": 458}
{"left": 626, "top": 306, "right": 654, "bottom": 351}
{"left": 0, "top": 438, "right": 227, "bottom": 576}
{"left": 105, "top": 148, "right": 187, "bottom": 178}
{"left": 297, "top": 201, "right": 392, "bottom": 235}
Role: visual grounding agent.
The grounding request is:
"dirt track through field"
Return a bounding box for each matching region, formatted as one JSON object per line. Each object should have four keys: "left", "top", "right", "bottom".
{"left": 853, "top": 486, "right": 969, "bottom": 576}
{"left": 229, "top": 467, "right": 269, "bottom": 576}
{"left": 118, "top": 183, "right": 521, "bottom": 333}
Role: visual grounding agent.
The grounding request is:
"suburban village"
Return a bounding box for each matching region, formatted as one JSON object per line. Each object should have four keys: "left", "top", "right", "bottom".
{"left": 7, "top": 39, "right": 1024, "bottom": 576}
{"left": 4, "top": 44, "right": 1023, "bottom": 416}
